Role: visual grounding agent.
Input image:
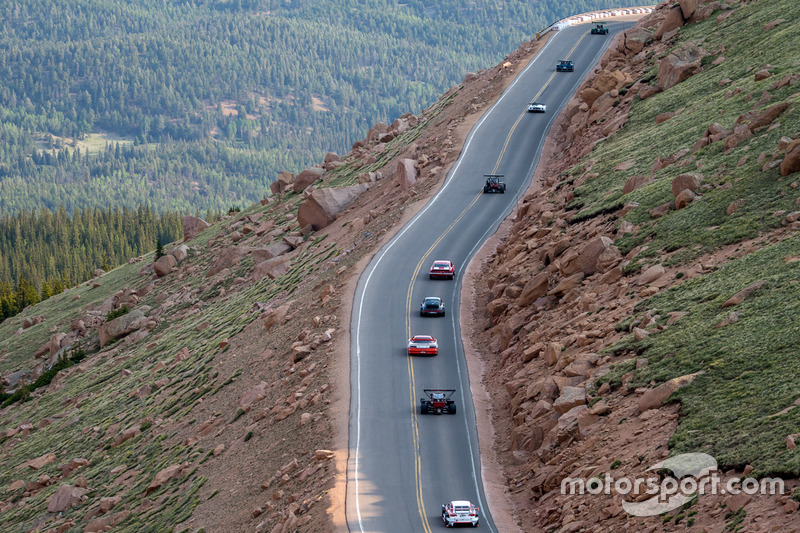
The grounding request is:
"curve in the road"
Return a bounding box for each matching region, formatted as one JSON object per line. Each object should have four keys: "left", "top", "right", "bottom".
{"left": 348, "top": 21, "right": 627, "bottom": 533}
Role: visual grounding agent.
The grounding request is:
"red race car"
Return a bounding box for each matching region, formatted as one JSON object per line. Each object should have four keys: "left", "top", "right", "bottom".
{"left": 429, "top": 260, "right": 455, "bottom": 280}
{"left": 408, "top": 335, "right": 438, "bottom": 356}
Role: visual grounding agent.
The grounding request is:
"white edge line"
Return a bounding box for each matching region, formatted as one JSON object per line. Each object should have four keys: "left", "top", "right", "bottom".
{"left": 350, "top": 32, "right": 559, "bottom": 533}
{"left": 451, "top": 24, "right": 622, "bottom": 532}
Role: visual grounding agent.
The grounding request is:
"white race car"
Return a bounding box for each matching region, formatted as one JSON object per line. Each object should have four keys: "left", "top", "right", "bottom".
{"left": 527, "top": 102, "right": 546, "bottom": 113}
{"left": 442, "top": 500, "right": 480, "bottom": 527}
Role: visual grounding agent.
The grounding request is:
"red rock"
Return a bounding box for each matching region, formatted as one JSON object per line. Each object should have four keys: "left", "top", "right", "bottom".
{"left": 47, "top": 484, "right": 88, "bottom": 513}
{"left": 721, "top": 280, "right": 765, "bottom": 308}
{"left": 518, "top": 273, "right": 549, "bottom": 307}
{"left": 671, "top": 173, "right": 702, "bottom": 197}
{"left": 292, "top": 167, "right": 325, "bottom": 193}
{"left": 181, "top": 215, "right": 210, "bottom": 242}
{"left": 84, "top": 510, "right": 130, "bottom": 532}
{"left": 395, "top": 159, "right": 417, "bottom": 190}
{"left": 754, "top": 69, "right": 772, "bottom": 81}
{"left": 675, "top": 189, "right": 697, "bottom": 210}
{"left": 623, "top": 175, "right": 649, "bottom": 194}
{"left": 658, "top": 43, "right": 704, "bottom": 90}
{"left": 553, "top": 386, "right": 585, "bottom": 414}
{"left": 781, "top": 139, "right": 800, "bottom": 177}
{"left": 145, "top": 463, "right": 186, "bottom": 495}
{"left": 638, "top": 372, "right": 702, "bottom": 412}
{"left": 23, "top": 452, "right": 57, "bottom": 470}
{"left": 297, "top": 184, "right": 369, "bottom": 230}
{"left": 654, "top": 5, "right": 686, "bottom": 40}
{"left": 113, "top": 427, "right": 141, "bottom": 447}
{"left": 638, "top": 264, "right": 665, "bottom": 284}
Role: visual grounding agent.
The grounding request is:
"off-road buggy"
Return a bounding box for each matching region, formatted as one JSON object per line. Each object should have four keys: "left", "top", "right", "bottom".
{"left": 483, "top": 174, "right": 506, "bottom": 194}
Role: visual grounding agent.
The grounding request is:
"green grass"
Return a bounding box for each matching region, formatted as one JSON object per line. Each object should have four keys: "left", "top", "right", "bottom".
{"left": 566, "top": 0, "right": 800, "bottom": 268}
{"left": 600, "top": 235, "right": 800, "bottom": 476}
{"left": 577, "top": 0, "right": 800, "bottom": 479}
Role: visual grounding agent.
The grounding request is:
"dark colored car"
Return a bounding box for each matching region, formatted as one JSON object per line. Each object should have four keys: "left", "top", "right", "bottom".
{"left": 556, "top": 60, "right": 574, "bottom": 72}
{"left": 420, "top": 296, "right": 445, "bottom": 317}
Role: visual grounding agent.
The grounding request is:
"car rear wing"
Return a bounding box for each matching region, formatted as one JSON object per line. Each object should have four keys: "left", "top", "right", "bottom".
{"left": 423, "top": 388, "right": 456, "bottom": 399}
{"left": 483, "top": 174, "right": 505, "bottom": 178}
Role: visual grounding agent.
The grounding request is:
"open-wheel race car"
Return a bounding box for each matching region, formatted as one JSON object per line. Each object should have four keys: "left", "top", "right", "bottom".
{"left": 591, "top": 22, "right": 609, "bottom": 35}
{"left": 442, "top": 500, "right": 480, "bottom": 527}
{"left": 420, "top": 389, "right": 456, "bottom": 415}
{"left": 482, "top": 174, "right": 506, "bottom": 194}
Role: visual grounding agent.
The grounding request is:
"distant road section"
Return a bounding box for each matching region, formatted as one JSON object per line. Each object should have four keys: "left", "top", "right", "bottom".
{"left": 348, "top": 19, "right": 630, "bottom": 533}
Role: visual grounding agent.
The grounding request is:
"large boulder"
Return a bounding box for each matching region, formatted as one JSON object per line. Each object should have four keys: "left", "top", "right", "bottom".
{"left": 518, "top": 273, "right": 549, "bottom": 307}
{"left": 145, "top": 463, "right": 187, "bottom": 495}
{"left": 654, "top": 5, "right": 686, "bottom": 40}
{"left": 206, "top": 246, "right": 248, "bottom": 277}
{"left": 658, "top": 44, "right": 704, "bottom": 90}
{"left": 671, "top": 173, "right": 703, "bottom": 197}
{"left": 591, "top": 70, "right": 631, "bottom": 94}
{"left": 579, "top": 236, "right": 619, "bottom": 276}
{"left": 47, "top": 484, "right": 89, "bottom": 513}
{"left": 366, "top": 122, "right": 389, "bottom": 143}
{"left": 746, "top": 102, "right": 790, "bottom": 133}
{"left": 638, "top": 372, "right": 702, "bottom": 412}
{"left": 781, "top": 139, "right": 800, "bottom": 176}
{"left": 292, "top": 167, "right": 325, "bottom": 194}
{"left": 252, "top": 256, "right": 292, "bottom": 281}
{"left": 270, "top": 171, "right": 295, "bottom": 195}
{"left": 618, "top": 27, "right": 652, "bottom": 56}
{"left": 395, "top": 159, "right": 418, "bottom": 190}
{"left": 181, "top": 215, "right": 209, "bottom": 242}
{"left": 297, "top": 184, "right": 369, "bottom": 230}
{"left": 623, "top": 175, "right": 650, "bottom": 194}
{"left": 252, "top": 242, "right": 292, "bottom": 262}
{"left": 98, "top": 307, "right": 151, "bottom": 348}
{"left": 170, "top": 244, "right": 189, "bottom": 263}
{"left": 153, "top": 254, "right": 177, "bottom": 277}
{"left": 678, "top": 0, "right": 697, "bottom": 20}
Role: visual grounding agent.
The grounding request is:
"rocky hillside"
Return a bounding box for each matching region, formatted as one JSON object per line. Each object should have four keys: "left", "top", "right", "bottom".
{"left": 467, "top": 0, "right": 800, "bottom": 531}
{"left": 0, "top": 30, "right": 546, "bottom": 532}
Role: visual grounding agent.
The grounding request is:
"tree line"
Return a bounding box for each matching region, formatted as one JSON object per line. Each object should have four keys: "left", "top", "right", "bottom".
{"left": 0, "top": 0, "right": 643, "bottom": 215}
{"left": 0, "top": 205, "right": 187, "bottom": 322}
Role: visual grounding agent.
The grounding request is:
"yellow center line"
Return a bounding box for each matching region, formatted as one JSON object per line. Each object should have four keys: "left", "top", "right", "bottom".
{"left": 403, "top": 30, "right": 587, "bottom": 528}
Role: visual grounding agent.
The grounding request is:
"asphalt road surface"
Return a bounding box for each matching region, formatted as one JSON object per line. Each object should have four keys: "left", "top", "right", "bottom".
{"left": 347, "top": 21, "right": 626, "bottom": 533}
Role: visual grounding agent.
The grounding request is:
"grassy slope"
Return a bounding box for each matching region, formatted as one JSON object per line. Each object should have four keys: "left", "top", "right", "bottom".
{"left": 0, "top": 93, "right": 452, "bottom": 530}
{"left": 582, "top": 0, "right": 800, "bottom": 476}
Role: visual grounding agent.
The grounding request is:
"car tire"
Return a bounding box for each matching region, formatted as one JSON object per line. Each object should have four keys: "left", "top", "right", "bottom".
{"left": 449, "top": 403, "right": 457, "bottom": 414}
{"left": 441, "top": 310, "right": 445, "bottom": 317}
{"left": 421, "top": 403, "right": 428, "bottom": 414}
{"left": 420, "top": 310, "right": 424, "bottom": 317}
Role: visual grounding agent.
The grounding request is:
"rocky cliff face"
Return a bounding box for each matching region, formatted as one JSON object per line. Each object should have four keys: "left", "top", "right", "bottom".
{"left": 468, "top": 0, "right": 800, "bottom": 530}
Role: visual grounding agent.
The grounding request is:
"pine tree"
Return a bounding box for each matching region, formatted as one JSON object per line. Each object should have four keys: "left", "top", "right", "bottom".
{"left": 155, "top": 240, "right": 165, "bottom": 261}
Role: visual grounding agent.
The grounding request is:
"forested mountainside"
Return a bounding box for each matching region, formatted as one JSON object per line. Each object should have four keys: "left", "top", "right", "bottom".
{"left": 0, "top": 0, "right": 644, "bottom": 216}
{"left": 0, "top": 207, "right": 186, "bottom": 321}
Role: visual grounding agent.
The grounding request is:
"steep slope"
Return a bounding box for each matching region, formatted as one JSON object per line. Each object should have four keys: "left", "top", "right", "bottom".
{"left": 466, "top": 0, "right": 800, "bottom": 531}
{"left": 0, "top": 32, "right": 549, "bottom": 532}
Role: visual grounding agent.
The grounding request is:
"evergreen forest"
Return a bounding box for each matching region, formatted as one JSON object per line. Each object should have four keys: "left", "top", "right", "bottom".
{"left": 0, "top": 0, "right": 642, "bottom": 317}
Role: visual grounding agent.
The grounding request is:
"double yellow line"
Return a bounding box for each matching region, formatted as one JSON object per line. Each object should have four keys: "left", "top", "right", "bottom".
{"left": 403, "top": 29, "right": 588, "bottom": 530}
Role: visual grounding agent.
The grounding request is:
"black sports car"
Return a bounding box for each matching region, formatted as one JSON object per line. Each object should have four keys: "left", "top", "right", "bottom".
{"left": 419, "top": 297, "right": 446, "bottom": 317}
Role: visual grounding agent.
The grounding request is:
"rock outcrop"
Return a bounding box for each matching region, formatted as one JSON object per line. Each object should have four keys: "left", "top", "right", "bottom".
{"left": 297, "top": 184, "right": 370, "bottom": 230}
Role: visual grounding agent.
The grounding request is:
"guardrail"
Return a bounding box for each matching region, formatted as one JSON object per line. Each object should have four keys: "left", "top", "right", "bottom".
{"left": 536, "top": 5, "right": 655, "bottom": 40}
